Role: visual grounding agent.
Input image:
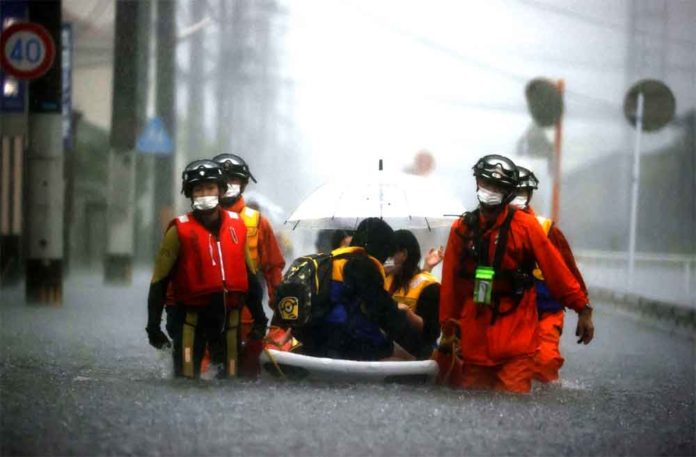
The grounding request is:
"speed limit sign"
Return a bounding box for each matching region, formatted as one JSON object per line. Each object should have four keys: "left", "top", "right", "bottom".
{"left": 0, "top": 22, "right": 56, "bottom": 80}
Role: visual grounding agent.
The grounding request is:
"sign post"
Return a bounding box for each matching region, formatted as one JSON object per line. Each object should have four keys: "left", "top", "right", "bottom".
{"left": 551, "top": 80, "right": 565, "bottom": 223}
{"left": 627, "top": 93, "right": 644, "bottom": 288}
{"left": 0, "top": 0, "right": 28, "bottom": 287}
{"left": 524, "top": 77, "right": 564, "bottom": 221}
{"left": 623, "top": 79, "right": 676, "bottom": 289}
{"left": 6, "top": 1, "right": 65, "bottom": 304}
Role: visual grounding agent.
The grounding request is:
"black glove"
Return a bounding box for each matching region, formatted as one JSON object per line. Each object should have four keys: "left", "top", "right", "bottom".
{"left": 146, "top": 280, "right": 169, "bottom": 349}
{"left": 146, "top": 326, "right": 171, "bottom": 349}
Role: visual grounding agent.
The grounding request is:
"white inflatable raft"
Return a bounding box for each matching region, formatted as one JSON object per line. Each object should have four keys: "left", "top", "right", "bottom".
{"left": 260, "top": 348, "right": 439, "bottom": 383}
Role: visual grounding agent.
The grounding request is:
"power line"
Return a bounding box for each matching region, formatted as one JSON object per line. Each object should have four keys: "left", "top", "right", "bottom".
{"left": 340, "top": 1, "right": 619, "bottom": 111}
{"left": 516, "top": 0, "right": 696, "bottom": 48}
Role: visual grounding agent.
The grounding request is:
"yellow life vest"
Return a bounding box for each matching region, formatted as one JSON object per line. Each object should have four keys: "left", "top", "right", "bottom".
{"left": 240, "top": 206, "right": 260, "bottom": 270}
{"left": 330, "top": 246, "right": 386, "bottom": 283}
{"left": 385, "top": 271, "right": 439, "bottom": 312}
{"left": 532, "top": 216, "right": 553, "bottom": 280}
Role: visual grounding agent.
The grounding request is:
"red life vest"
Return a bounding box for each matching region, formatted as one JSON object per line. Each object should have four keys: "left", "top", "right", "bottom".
{"left": 170, "top": 210, "right": 248, "bottom": 306}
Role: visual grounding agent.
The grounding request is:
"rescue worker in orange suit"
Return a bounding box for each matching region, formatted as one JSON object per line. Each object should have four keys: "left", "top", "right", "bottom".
{"left": 212, "top": 154, "right": 286, "bottom": 342}
{"left": 439, "top": 154, "right": 594, "bottom": 393}
{"left": 293, "top": 218, "right": 425, "bottom": 360}
{"left": 511, "top": 165, "right": 590, "bottom": 383}
{"left": 384, "top": 230, "right": 443, "bottom": 359}
{"left": 146, "top": 160, "right": 267, "bottom": 379}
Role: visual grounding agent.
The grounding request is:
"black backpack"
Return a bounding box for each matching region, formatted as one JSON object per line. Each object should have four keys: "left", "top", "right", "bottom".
{"left": 273, "top": 252, "right": 349, "bottom": 327}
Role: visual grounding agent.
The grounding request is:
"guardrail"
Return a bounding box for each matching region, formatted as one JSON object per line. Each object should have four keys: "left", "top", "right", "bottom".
{"left": 575, "top": 249, "right": 696, "bottom": 308}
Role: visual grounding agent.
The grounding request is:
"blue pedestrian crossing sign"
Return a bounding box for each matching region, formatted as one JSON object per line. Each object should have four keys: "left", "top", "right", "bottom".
{"left": 136, "top": 117, "right": 174, "bottom": 155}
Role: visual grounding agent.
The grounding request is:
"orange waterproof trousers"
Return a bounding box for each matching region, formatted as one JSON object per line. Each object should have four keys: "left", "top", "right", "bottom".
{"left": 534, "top": 311, "right": 565, "bottom": 383}
{"left": 459, "top": 356, "right": 536, "bottom": 393}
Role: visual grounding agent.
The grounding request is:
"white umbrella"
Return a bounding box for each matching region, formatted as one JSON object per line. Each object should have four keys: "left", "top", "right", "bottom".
{"left": 285, "top": 169, "right": 465, "bottom": 230}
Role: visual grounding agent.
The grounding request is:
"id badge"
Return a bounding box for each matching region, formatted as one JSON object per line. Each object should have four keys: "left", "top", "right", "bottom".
{"left": 473, "top": 266, "right": 495, "bottom": 305}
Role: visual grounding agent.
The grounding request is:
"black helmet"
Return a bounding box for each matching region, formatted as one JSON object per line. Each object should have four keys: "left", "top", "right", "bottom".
{"left": 350, "top": 217, "right": 395, "bottom": 264}
{"left": 212, "top": 153, "right": 257, "bottom": 183}
{"left": 181, "top": 159, "right": 225, "bottom": 198}
{"left": 516, "top": 166, "right": 539, "bottom": 190}
{"left": 472, "top": 154, "right": 519, "bottom": 189}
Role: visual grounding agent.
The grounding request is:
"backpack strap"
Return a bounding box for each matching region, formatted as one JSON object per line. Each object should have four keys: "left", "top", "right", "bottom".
{"left": 476, "top": 207, "right": 514, "bottom": 269}
{"left": 489, "top": 208, "right": 517, "bottom": 325}
{"left": 492, "top": 208, "right": 515, "bottom": 271}
{"left": 456, "top": 209, "right": 482, "bottom": 276}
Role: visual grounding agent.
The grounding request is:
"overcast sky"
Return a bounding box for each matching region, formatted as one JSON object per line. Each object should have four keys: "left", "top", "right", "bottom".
{"left": 62, "top": 0, "right": 696, "bottom": 215}
{"left": 283, "top": 0, "right": 695, "bottom": 195}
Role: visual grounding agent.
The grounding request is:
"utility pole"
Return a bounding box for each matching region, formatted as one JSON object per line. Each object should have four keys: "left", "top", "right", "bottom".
{"left": 215, "top": 0, "right": 231, "bottom": 152}
{"left": 0, "top": 1, "right": 29, "bottom": 288}
{"left": 133, "top": 0, "right": 155, "bottom": 262}
{"left": 152, "top": 0, "right": 176, "bottom": 243}
{"left": 186, "top": 0, "right": 204, "bottom": 161}
{"left": 104, "top": 1, "right": 142, "bottom": 284}
{"left": 24, "top": 0, "right": 64, "bottom": 303}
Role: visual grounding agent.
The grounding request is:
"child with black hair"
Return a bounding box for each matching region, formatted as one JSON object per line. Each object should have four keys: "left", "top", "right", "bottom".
{"left": 384, "top": 230, "right": 443, "bottom": 359}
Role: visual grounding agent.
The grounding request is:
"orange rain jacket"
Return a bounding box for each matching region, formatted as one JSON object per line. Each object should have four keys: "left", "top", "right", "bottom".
{"left": 439, "top": 206, "right": 588, "bottom": 366}
{"left": 226, "top": 196, "right": 286, "bottom": 303}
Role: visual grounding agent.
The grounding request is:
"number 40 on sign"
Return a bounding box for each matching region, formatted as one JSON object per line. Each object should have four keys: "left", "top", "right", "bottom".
{"left": 0, "top": 22, "right": 56, "bottom": 80}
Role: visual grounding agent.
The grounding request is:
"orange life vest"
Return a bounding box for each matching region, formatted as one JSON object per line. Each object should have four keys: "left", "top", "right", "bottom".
{"left": 170, "top": 210, "right": 248, "bottom": 305}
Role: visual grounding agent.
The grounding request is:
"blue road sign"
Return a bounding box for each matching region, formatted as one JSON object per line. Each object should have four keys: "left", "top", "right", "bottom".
{"left": 136, "top": 117, "right": 174, "bottom": 155}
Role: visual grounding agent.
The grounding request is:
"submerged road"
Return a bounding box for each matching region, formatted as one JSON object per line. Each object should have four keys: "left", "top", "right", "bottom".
{"left": 1, "top": 271, "right": 694, "bottom": 456}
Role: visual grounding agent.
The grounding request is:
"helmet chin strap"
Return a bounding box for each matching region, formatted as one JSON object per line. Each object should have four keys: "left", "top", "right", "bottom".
{"left": 219, "top": 195, "right": 241, "bottom": 207}
{"left": 479, "top": 202, "right": 504, "bottom": 215}
{"left": 191, "top": 207, "right": 219, "bottom": 228}
{"left": 502, "top": 189, "right": 516, "bottom": 205}
{"left": 193, "top": 207, "right": 217, "bottom": 215}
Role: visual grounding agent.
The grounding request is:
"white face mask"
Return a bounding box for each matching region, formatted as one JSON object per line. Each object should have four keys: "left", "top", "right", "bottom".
{"left": 224, "top": 183, "right": 241, "bottom": 199}
{"left": 477, "top": 187, "right": 504, "bottom": 206}
{"left": 192, "top": 195, "right": 219, "bottom": 211}
{"left": 510, "top": 195, "right": 528, "bottom": 209}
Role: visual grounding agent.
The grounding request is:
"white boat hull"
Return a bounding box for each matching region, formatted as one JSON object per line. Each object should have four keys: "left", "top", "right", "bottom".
{"left": 260, "top": 348, "right": 439, "bottom": 383}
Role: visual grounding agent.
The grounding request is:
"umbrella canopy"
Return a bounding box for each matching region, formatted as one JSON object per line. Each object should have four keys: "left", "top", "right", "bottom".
{"left": 285, "top": 170, "right": 465, "bottom": 230}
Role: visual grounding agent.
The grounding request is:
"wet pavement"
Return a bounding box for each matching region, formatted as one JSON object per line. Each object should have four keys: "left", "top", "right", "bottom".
{"left": 1, "top": 271, "right": 694, "bottom": 456}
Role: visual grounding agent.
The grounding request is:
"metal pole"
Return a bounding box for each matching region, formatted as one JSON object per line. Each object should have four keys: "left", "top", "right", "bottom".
{"left": 25, "top": 0, "right": 64, "bottom": 304}
{"left": 551, "top": 79, "right": 565, "bottom": 223}
{"left": 181, "top": 0, "right": 204, "bottom": 216}
{"left": 685, "top": 260, "right": 691, "bottom": 300}
{"left": 133, "top": 0, "right": 155, "bottom": 262}
{"left": 152, "top": 0, "right": 176, "bottom": 243}
{"left": 216, "top": 0, "right": 231, "bottom": 152}
{"left": 627, "top": 92, "right": 644, "bottom": 289}
{"left": 104, "top": 1, "right": 142, "bottom": 284}
{"left": 0, "top": 1, "right": 29, "bottom": 287}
